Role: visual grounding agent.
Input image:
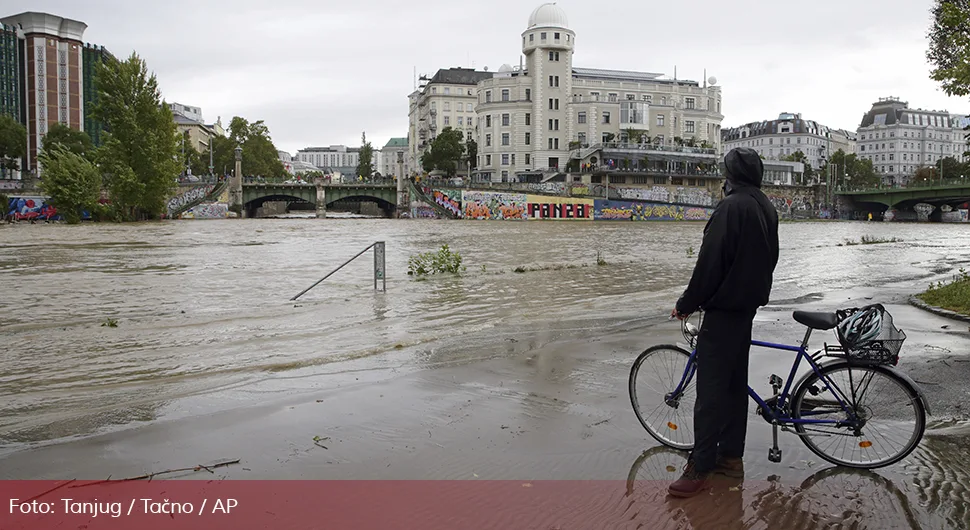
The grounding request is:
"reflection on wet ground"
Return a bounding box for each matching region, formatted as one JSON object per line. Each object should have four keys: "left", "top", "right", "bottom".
{"left": 626, "top": 430, "right": 970, "bottom": 529}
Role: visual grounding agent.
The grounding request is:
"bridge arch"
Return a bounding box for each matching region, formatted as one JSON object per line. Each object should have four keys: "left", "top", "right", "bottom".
{"left": 242, "top": 183, "right": 398, "bottom": 218}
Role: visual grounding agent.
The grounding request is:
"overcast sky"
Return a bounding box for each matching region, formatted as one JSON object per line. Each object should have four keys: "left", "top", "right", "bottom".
{"left": 6, "top": 0, "right": 967, "bottom": 154}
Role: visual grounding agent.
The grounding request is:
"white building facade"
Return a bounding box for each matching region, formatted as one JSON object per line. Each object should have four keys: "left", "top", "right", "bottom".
{"left": 471, "top": 4, "right": 724, "bottom": 182}
{"left": 722, "top": 112, "right": 856, "bottom": 175}
{"left": 856, "top": 97, "right": 968, "bottom": 185}
{"left": 295, "top": 144, "right": 384, "bottom": 177}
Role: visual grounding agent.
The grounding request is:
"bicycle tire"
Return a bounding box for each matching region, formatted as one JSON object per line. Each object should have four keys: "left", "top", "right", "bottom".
{"left": 791, "top": 362, "right": 926, "bottom": 469}
{"left": 629, "top": 344, "right": 696, "bottom": 450}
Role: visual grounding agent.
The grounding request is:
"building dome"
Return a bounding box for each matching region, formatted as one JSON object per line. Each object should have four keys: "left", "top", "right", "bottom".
{"left": 528, "top": 3, "right": 568, "bottom": 29}
{"left": 498, "top": 64, "right": 513, "bottom": 73}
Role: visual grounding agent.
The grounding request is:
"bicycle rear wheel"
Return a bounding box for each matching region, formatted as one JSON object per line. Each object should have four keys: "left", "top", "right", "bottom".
{"left": 791, "top": 362, "right": 926, "bottom": 469}
{"left": 629, "top": 345, "right": 696, "bottom": 450}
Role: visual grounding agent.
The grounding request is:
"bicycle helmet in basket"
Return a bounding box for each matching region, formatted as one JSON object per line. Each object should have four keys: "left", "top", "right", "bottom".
{"left": 837, "top": 305, "right": 883, "bottom": 349}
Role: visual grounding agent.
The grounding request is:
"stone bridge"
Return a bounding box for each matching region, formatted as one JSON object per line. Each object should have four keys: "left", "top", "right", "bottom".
{"left": 837, "top": 179, "right": 970, "bottom": 221}
{"left": 241, "top": 182, "right": 397, "bottom": 218}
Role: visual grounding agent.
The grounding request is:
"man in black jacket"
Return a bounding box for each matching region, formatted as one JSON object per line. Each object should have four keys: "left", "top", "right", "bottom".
{"left": 668, "top": 147, "right": 780, "bottom": 498}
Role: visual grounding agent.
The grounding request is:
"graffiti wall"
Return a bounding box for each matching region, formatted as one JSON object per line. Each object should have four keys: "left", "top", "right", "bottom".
{"left": 763, "top": 185, "right": 819, "bottom": 218}
{"left": 6, "top": 196, "right": 60, "bottom": 221}
{"left": 527, "top": 182, "right": 567, "bottom": 195}
{"left": 461, "top": 191, "right": 528, "bottom": 220}
{"left": 525, "top": 195, "right": 593, "bottom": 220}
{"left": 593, "top": 200, "right": 714, "bottom": 221}
{"left": 431, "top": 189, "right": 462, "bottom": 218}
{"left": 408, "top": 201, "right": 440, "bottom": 219}
{"left": 181, "top": 202, "right": 228, "bottom": 219}
{"left": 167, "top": 184, "right": 214, "bottom": 216}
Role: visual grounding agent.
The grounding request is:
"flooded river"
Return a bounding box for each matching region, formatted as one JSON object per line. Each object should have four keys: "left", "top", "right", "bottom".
{"left": 2, "top": 219, "right": 970, "bottom": 527}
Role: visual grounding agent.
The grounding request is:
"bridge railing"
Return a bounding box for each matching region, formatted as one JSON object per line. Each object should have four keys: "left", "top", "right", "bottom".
{"left": 291, "top": 242, "right": 386, "bottom": 300}
{"left": 244, "top": 176, "right": 397, "bottom": 186}
{"left": 841, "top": 177, "right": 970, "bottom": 193}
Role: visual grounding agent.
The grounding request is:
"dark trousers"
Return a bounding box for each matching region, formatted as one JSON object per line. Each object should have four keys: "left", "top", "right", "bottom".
{"left": 691, "top": 309, "right": 755, "bottom": 473}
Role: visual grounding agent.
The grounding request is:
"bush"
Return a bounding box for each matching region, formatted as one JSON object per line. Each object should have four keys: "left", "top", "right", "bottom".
{"left": 408, "top": 244, "right": 466, "bottom": 276}
{"left": 38, "top": 146, "right": 101, "bottom": 224}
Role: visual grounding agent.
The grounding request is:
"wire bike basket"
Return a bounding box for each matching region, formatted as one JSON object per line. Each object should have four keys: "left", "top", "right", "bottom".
{"left": 826, "top": 304, "right": 906, "bottom": 366}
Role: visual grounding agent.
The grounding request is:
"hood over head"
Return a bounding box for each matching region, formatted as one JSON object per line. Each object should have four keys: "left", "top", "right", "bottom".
{"left": 724, "top": 147, "right": 764, "bottom": 188}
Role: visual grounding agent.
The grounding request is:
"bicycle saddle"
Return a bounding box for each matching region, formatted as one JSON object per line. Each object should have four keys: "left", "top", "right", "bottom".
{"left": 793, "top": 311, "right": 839, "bottom": 330}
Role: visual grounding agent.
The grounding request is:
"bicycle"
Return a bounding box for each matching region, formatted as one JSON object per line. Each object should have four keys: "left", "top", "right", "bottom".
{"left": 629, "top": 305, "right": 931, "bottom": 469}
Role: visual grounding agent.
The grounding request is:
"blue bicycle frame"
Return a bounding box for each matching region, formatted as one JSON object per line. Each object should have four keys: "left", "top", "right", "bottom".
{"left": 667, "top": 328, "right": 860, "bottom": 428}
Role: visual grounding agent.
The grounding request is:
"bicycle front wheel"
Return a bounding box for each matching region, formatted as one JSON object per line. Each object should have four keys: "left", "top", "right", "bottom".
{"left": 792, "top": 362, "right": 926, "bottom": 469}
{"left": 629, "top": 344, "right": 696, "bottom": 450}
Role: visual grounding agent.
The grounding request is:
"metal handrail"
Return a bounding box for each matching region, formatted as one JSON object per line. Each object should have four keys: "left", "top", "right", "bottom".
{"left": 291, "top": 242, "right": 386, "bottom": 300}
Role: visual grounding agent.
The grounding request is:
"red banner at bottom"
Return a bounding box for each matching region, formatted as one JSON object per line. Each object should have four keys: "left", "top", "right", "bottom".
{"left": 0, "top": 479, "right": 756, "bottom": 529}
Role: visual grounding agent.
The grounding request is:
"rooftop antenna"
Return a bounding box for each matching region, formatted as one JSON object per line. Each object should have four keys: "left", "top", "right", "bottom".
{"left": 674, "top": 66, "right": 677, "bottom": 81}
{"left": 704, "top": 69, "right": 707, "bottom": 88}
{"left": 413, "top": 66, "right": 416, "bottom": 90}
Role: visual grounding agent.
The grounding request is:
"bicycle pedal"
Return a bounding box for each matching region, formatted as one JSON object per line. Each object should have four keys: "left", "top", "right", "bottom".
{"left": 768, "top": 448, "right": 782, "bottom": 463}
{"left": 768, "top": 374, "right": 784, "bottom": 387}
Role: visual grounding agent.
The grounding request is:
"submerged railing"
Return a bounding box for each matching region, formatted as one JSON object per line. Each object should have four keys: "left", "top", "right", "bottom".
{"left": 291, "top": 242, "right": 386, "bottom": 300}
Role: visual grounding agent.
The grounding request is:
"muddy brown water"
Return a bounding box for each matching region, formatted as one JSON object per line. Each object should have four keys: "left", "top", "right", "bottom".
{"left": 2, "top": 219, "right": 970, "bottom": 528}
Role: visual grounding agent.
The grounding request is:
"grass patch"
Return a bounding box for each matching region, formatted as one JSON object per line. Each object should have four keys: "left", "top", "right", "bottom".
{"left": 596, "top": 250, "right": 607, "bottom": 266}
{"left": 919, "top": 268, "right": 970, "bottom": 316}
{"left": 839, "top": 235, "right": 902, "bottom": 246}
{"left": 101, "top": 318, "right": 118, "bottom": 328}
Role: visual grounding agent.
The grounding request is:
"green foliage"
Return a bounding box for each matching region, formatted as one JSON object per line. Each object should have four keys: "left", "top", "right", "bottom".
{"left": 421, "top": 128, "right": 466, "bottom": 176}
{"left": 687, "top": 245, "right": 695, "bottom": 257}
{"left": 101, "top": 317, "right": 118, "bottom": 327}
{"left": 840, "top": 235, "right": 901, "bottom": 246}
{"left": 407, "top": 244, "right": 465, "bottom": 276}
{"left": 828, "top": 149, "right": 879, "bottom": 189}
{"left": 356, "top": 132, "right": 374, "bottom": 179}
{"left": 928, "top": 1, "right": 970, "bottom": 99}
{"left": 226, "top": 117, "right": 287, "bottom": 178}
{"left": 596, "top": 250, "right": 607, "bottom": 266}
{"left": 0, "top": 114, "right": 26, "bottom": 174}
{"left": 920, "top": 267, "right": 970, "bottom": 316}
{"left": 178, "top": 131, "right": 209, "bottom": 176}
{"left": 38, "top": 146, "right": 101, "bottom": 223}
{"left": 92, "top": 52, "right": 179, "bottom": 220}
{"left": 40, "top": 123, "right": 94, "bottom": 162}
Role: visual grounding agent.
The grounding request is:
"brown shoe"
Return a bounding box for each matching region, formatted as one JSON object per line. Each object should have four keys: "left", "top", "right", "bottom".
{"left": 668, "top": 461, "right": 711, "bottom": 498}
{"left": 713, "top": 456, "right": 744, "bottom": 479}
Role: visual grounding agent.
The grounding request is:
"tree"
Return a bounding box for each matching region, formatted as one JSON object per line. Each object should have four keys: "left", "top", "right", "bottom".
{"left": 421, "top": 128, "right": 465, "bottom": 176}
{"left": 38, "top": 146, "right": 101, "bottom": 223}
{"left": 225, "top": 117, "right": 286, "bottom": 178}
{"left": 40, "top": 123, "right": 93, "bottom": 162}
{"left": 92, "top": 52, "right": 180, "bottom": 220}
{"left": 829, "top": 149, "right": 879, "bottom": 189}
{"left": 0, "top": 115, "right": 26, "bottom": 176}
{"left": 356, "top": 132, "right": 374, "bottom": 178}
{"left": 178, "top": 131, "right": 208, "bottom": 176}
{"left": 928, "top": 1, "right": 970, "bottom": 98}
{"left": 936, "top": 155, "right": 965, "bottom": 179}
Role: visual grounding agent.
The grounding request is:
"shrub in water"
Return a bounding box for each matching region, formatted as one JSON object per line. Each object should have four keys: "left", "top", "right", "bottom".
{"left": 408, "top": 244, "right": 466, "bottom": 276}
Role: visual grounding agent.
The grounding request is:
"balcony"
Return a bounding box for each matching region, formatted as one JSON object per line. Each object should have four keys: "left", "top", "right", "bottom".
{"left": 571, "top": 142, "right": 719, "bottom": 158}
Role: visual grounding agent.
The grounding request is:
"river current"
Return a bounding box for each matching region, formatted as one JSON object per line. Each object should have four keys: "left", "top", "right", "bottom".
{"left": 1, "top": 219, "right": 969, "bottom": 449}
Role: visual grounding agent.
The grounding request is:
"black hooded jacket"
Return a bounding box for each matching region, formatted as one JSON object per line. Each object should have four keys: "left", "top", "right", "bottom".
{"left": 676, "top": 148, "right": 779, "bottom": 315}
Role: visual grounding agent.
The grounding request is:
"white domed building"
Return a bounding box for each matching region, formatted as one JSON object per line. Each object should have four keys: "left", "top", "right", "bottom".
{"left": 410, "top": 3, "right": 725, "bottom": 190}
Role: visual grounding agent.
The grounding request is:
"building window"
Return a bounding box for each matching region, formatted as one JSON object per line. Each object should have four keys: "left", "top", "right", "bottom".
{"left": 467, "top": 103, "right": 473, "bottom": 112}
{"left": 626, "top": 94, "right": 635, "bottom": 100}
{"left": 502, "top": 154, "right": 509, "bottom": 165}
{"left": 485, "top": 91, "right": 492, "bottom": 103}
{"left": 525, "top": 154, "right": 531, "bottom": 165}
{"left": 485, "top": 115, "right": 492, "bottom": 127}
{"left": 657, "top": 114, "right": 665, "bottom": 127}
{"left": 549, "top": 75, "right": 560, "bottom": 88}
{"left": 486, "top": 134, "right": 492, "bottom": 147}
{"left": 685, "top": 121, "right": 695, "bottom": 134}
{"left": 578, "top": 132, "right": 586, "bottom": 144}
{"left": 444, "top": 116, "right": 450, "bottom": 126}
{"left": 590, "top": 91, "right": 600, "bottom": 101}
{"left": 525, "top": 88, "right": 531, "bottom": 101}
{"left": 486, "top": 154, "right": 491, "bottom": 165}
{"left": 548, "top": 98, "right": 559, "bottom": 110}
{"left": 602, "top": 111, "right": 610, "bottom": 124}
{"left": 548, "top": 51, "right": 560, "bottom": 61}
{"left": 541, "top": 32, "right": 547, "bottom": 40}
{"left": 661, "top": 97, "right": 666, "bottom": 105}
{"left": 555, "top": 138, "right": 560, "bottom": 149}
{"left": 501, "top": 89, "right": 509, "bottom": 102}
{"left": 608, "top": 93, "right": 618, "bottom": 102}
{"left": 502, "top": 133, "right": 510, "bottom": 146}
{"left": 443, "top": 102, "right": 450, "bottom": 111}
{"left": 502, "top": 113, "right": 510, "bottom": 126}
{"left": 457, "top": 117, "right": 464, "bottom": 126}
{"left": 525, "top": 132, "right": 531, "bottom": 145}
{"left": 530, "top": 34, "right": 534, "bottom": 42}
{"left": 578, "top": 112, "right": 587, "bottom": 124}
{"left": 549, "top": 138, "right": 554, "bottom": 149}
{"left": 511, "top": 154, "right": 516, "bottom": 165}
{"left": 554, "top": 32, "right": 560, "bottom": 40}
{"left": 602, "top": 132, "right": 612, "bottom": 143}
{"left": 525, "top": 113, "right": 531, "bottom": 126}
{"left": 643, "top": 94, "right": 652, "bottom": 102}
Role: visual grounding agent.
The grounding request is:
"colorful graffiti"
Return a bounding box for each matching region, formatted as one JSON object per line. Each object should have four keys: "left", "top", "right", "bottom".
{"left": 181, "top": 202, "right": 228, "bottom": 219}
{"left": 461, "top": 191, "right": 528, "bottom": 220}
{"left": 432, "top": 189, "right": 462, "bottom": 217}
{"left": 593, "top": 200, "right": 714, "bottom": 221}
{"left": 167, "top": 184, "right": 215, "bottom": 216}
{"left": 409, "top": 201, "right": 440, "bottom": 219}
{"left": 6, "top": 196, "right": 60, "bottom": 221}
{"left": 763, "top": 185, "right": 818, "bottom": 217}
{"left": 525, "top": 195, "right": 593, "bottom": 220}
{"left": 527, "top": 182, "right": 567, "bottom": 195}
